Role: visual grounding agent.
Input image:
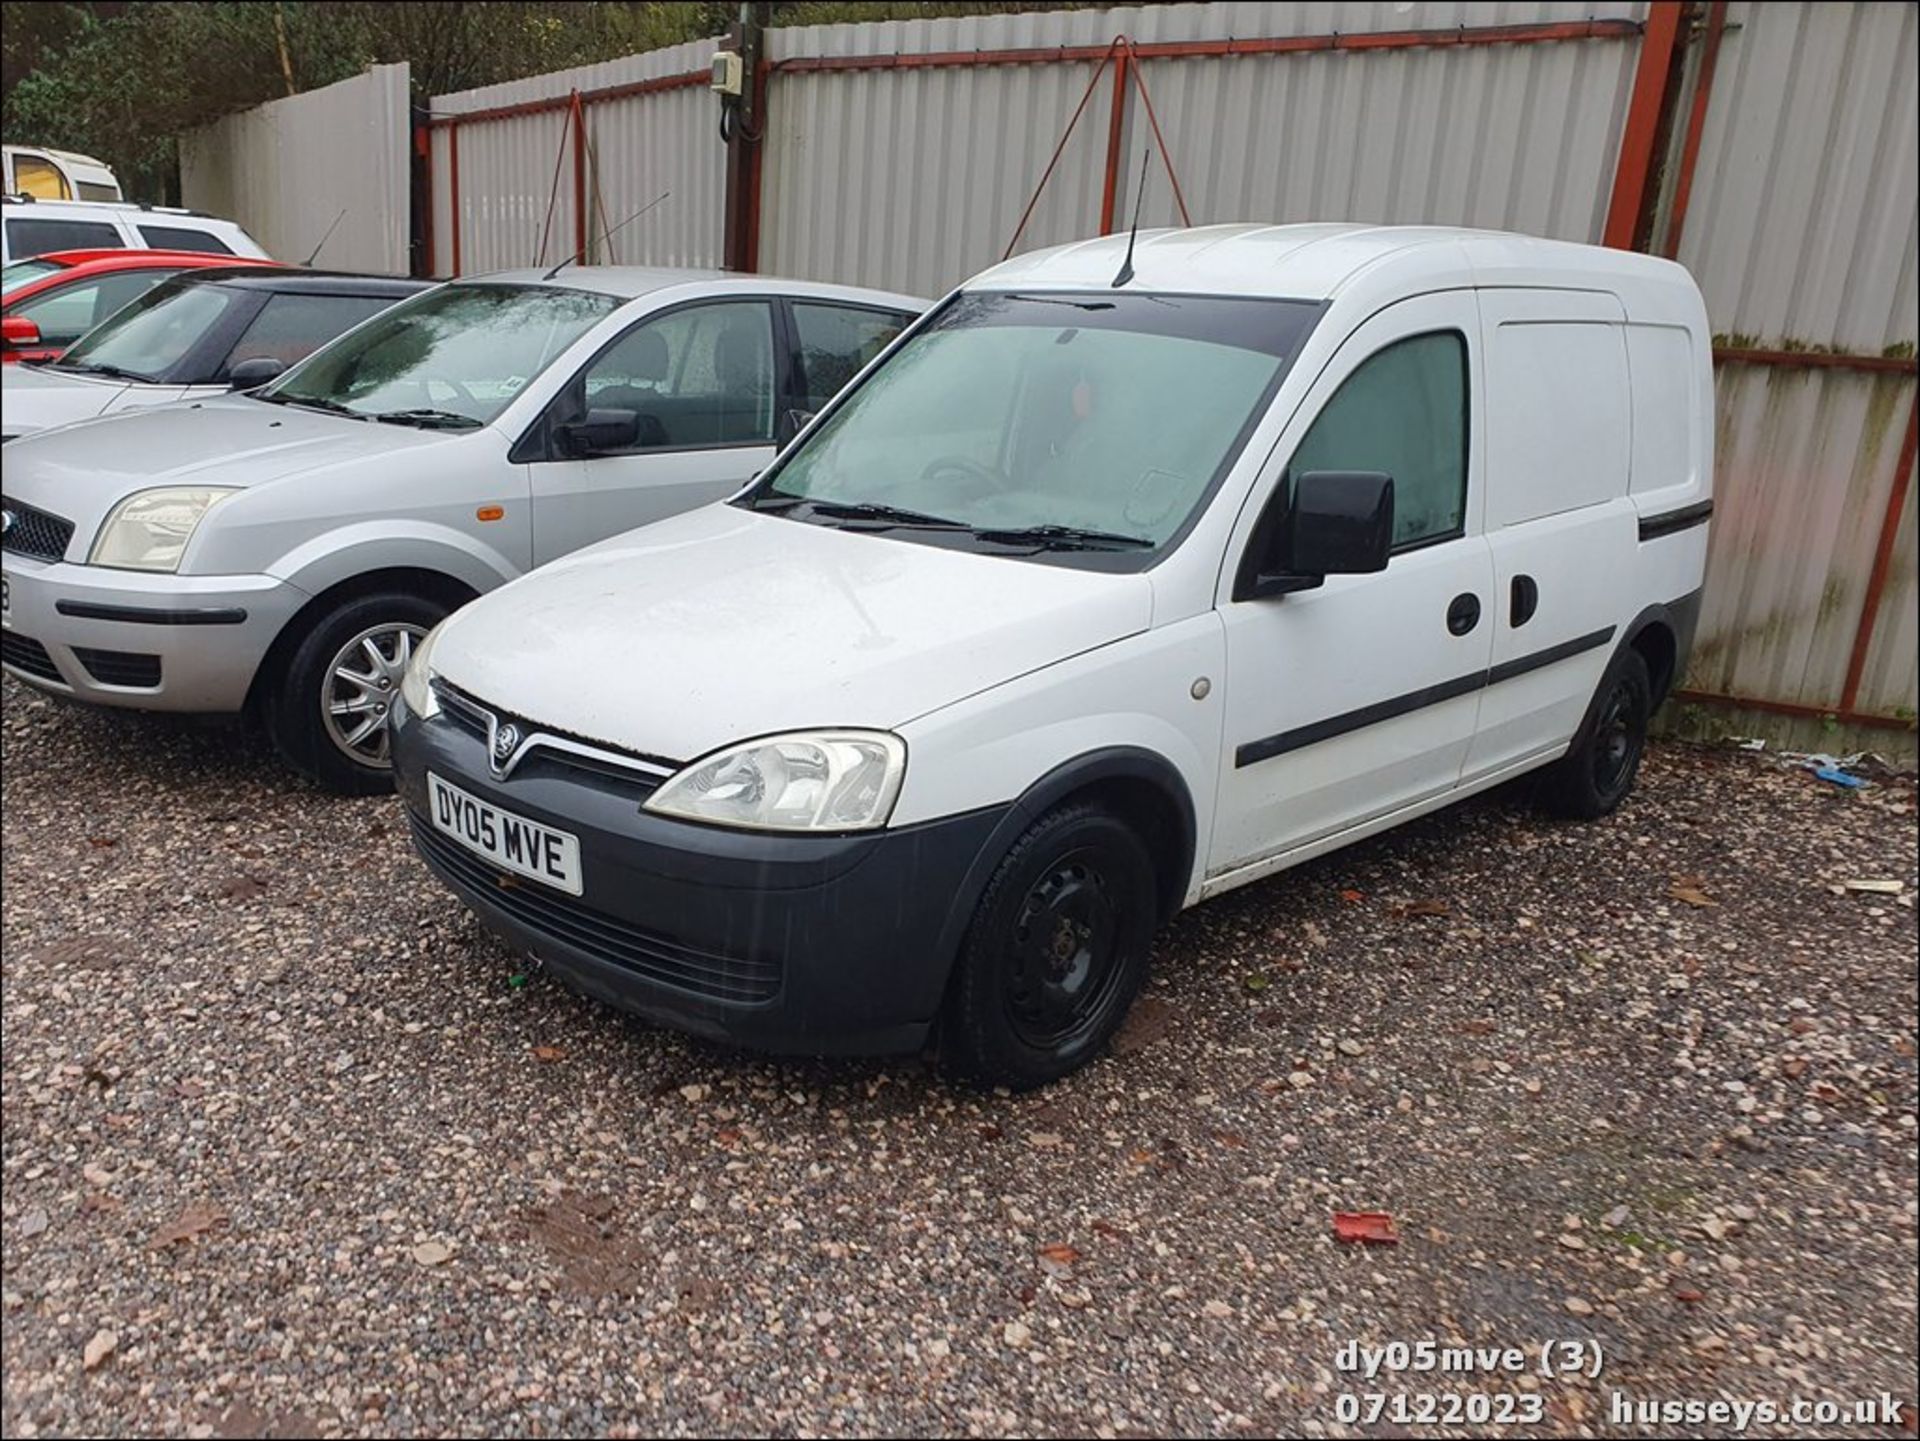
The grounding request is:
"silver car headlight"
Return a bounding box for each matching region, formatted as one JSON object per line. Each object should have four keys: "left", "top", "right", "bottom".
{"left": 399, "top": 620, "right": 444, "bottom": 721}
{"left": 644, "top": 730, "right": 907, "bottom": 832}
{"left": 89, "top": 487, "right": 238, "bottom": 572}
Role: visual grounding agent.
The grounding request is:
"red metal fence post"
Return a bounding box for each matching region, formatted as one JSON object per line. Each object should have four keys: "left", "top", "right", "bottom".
{"left": 1841, "top": 395, "right": 1920, "bottom": 715}
{"left": 1098, "top": 46, "right": 1130, "bottom": 235}
{"left": 571, "top": 90, "right": 588, "bottom": 264}
{"left": 413, "top": 110, "right": 434, "bottom": 279}
{"left": 1604, "top": 0, "right": 1687, "bottom": 250}
{"left": 1661, "top": 0, "right": 1728, "bottom": 259}
{"left": 448, "top": 121, "right": 461, "bottom": 278}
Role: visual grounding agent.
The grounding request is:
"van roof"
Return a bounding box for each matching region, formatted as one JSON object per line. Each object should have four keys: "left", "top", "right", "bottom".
{"left": 3, "top": 143, "right": 112, "bottom": 169}
{"left": 974, "top": 224, "right": 1696, "bottom": 306}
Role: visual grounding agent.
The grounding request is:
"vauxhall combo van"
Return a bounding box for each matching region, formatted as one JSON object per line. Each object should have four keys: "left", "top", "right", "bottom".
{"left": 391, "top": 225, "right": 1713, "bottom": 1089}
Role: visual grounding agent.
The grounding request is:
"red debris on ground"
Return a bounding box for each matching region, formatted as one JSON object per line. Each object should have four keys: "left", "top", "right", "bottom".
{"left": 1333, "top": 1211, "right": 1399, "bottom": 1245}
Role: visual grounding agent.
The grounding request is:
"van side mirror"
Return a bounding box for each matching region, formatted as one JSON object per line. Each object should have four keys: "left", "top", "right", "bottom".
{"left": 226, "top": 356, "right": 285, "bottom": 390}
{"left": 555, "top": 407, "right": 640, "bottom": 458}
{"left": 1241, "top": 471, "right": 1395, "bottom": 600}
{"left": 2, "top": 316, "right": 42, "bottom": 351}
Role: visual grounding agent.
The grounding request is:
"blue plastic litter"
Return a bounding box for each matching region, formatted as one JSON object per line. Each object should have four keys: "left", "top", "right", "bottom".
{"left": 1813, "top": 767, "right": 1868, "bottom": 789}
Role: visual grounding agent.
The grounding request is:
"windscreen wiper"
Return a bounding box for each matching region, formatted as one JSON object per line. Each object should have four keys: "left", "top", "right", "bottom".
{"left": 371, "top": 408, "right": 482, "bottom": 430}
{"left": 969, "top": 523, "right": 1155, "bottom": 552}
{"left": 256, "top": 393, "right": 367, "bottom": 420}
{"left": 769, "top": 497, "right": 970, "bottom": 530}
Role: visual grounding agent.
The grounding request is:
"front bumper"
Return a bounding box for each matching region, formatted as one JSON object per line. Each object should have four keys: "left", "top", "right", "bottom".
{"left": 0, "top": 553, "right": 306, "bottom": 711}
{"left": 391, "top": 693, "right": 1008, "bottom": 1057}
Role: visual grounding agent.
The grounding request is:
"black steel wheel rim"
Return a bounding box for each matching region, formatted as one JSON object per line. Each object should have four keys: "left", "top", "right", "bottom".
{"left": 1592, "top": 681, "right": 1640, "bottom": 795}
{"left": 1005, "top": 845, "right": 1125, "bottom": 1051}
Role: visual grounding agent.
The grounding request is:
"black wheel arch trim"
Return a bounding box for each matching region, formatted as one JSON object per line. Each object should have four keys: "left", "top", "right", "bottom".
{"left": 1571, "top": 589, "right": 1703, "bottom": 748}
{"left": 926, "top": 746, "right": 1198, "bottom": 994}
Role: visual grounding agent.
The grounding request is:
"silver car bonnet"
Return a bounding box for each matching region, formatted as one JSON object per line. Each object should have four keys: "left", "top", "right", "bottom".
{"left": 1, "top": 395, "right": 463, "bottom": 559}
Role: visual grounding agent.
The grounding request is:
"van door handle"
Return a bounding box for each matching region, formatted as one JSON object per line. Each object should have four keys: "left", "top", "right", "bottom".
{"left": 1511, "top": 574, "right": 1539, "bottom": 627}
{"left": 1446, "top": 592, "right": 1482, "bottom": 636}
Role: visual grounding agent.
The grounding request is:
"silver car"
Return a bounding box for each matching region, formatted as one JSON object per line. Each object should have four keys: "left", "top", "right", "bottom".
{"left": 1, "top": 267, "right": 922, "bottom": 791}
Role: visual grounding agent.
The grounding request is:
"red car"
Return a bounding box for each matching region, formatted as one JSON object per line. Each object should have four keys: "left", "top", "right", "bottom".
{"left": 1, "top": 248, "right": 273, "bottom": 364}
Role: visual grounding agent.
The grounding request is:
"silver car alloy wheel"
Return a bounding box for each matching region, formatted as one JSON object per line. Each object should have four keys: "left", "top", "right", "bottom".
{"left": 320, "top": 622, "right": 426, "bottom": 769}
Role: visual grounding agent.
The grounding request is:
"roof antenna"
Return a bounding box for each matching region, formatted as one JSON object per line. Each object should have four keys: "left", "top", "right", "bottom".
{"left": 542, "top": 191, "right": 671, "bottom": 280}
{"left": 302, "top": 208, "right": 347, "bottom": 267}
{"left": 1111, "top": 148, "right": 1152, "bottom": 288}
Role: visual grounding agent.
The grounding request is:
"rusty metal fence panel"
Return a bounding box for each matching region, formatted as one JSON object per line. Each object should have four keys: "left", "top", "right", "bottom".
{"left": 760, "top": 1, "right": 1648, "bottom": 294}
{"left": 427, "top": 38, "right": 722, "bottom": 277}
{"left": 1659, "top": 0, "right": 1918, "bottom": 735}
{"left": 232, "top": 0, "right": 1909, "bottom": 745}
{"left": 181, "top": 64, "right": 411, "bottom": 273}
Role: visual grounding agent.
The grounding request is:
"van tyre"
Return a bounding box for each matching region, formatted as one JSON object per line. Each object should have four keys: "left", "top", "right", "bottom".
{"left": 1540, "top": 648, "right": 1652, "bottom": 820}
{"left": 940, "top": 802, "right": 1157, "bottom": 1090}
{"left": 268, "top": 591, "right": 448, "bottom": 796}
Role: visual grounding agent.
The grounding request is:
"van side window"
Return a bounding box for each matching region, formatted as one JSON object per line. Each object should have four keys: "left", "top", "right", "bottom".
{"left": 11, "top": 155, "right": 70, "bottom": 199}
{"left": 1288, "top": 331, "right": 1468, "bottom": 550}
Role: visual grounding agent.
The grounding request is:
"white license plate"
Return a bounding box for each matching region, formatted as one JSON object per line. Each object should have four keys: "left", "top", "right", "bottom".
{"left": 427, "top": 771, "right": 582, "bottom": 896}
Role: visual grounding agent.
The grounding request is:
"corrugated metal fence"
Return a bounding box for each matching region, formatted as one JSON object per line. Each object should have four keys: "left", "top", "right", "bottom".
{"left": 424, "top": 39, "right": 722, "bottom": 276}
{"left": 181, "top": 64, "right": 411, "bottom": 275}
{"left": 1654, "top": 1, "right": 1917, "bottom": 737}
{"left": 210, "top": 2, "right": 1920, "bottom": 747}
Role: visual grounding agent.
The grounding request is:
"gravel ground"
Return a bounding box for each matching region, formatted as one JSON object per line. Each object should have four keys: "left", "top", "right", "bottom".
{"left": 3, "top": 674, "right": 1916, "bottom": 1439}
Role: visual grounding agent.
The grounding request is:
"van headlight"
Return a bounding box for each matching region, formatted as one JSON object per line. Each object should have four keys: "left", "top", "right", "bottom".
{"left": 645, "top": 730, "right": 906, "bottom": 832}
{"left": 89, "top": 487, "right": 237, "bottom": 572}
{"left": 399, "top": 620, "right": 443, "bottom": 721}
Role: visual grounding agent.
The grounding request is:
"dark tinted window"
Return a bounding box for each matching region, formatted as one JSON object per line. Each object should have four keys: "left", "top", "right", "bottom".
{"left": 570, "top": 300, "right": 775, "bottom": 450}
{"left": 6, "top": 217, "right": 122, "bottom": 259}
{"left": 137, "top": 224, "right": 234, "bottom": 255}
{"left": 793, "top": 302, "right": 911, "bottom": 411}
{"left": 223, "top": 292, "right": 395, "bottom": 372}
{"left": 12, "top": 269, "right": 178, "bottom": 349}
{"left": 77, "top": 182, "right": 122, "bottom": 203}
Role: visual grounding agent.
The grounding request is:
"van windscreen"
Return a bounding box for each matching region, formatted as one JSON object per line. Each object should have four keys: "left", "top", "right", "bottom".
{"left": 743, "top": 290, "right": 1321, "bottom": 567}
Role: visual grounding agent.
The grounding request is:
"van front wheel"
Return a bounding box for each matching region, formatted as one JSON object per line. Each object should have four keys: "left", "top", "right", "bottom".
{"left": 940, "top": 802, "right": 1157, "bottom": 1090}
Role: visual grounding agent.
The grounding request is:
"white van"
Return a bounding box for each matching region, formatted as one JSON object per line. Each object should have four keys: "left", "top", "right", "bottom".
{"left": 389, "top": 225, "right": 1714, "bottom": 1088}
{"left": 4, "top": 144, "right": 122, "bottom": 202}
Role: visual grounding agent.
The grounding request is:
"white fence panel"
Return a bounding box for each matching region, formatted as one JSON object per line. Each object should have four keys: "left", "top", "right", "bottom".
{"left": 181, "top": 64, "right": 410, "bottom": 274}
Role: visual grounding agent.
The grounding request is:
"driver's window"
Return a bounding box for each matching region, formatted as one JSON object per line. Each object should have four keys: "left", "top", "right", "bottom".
{"left": 575, "top": 300, "right": 774, "bottom": 452}
{"left": 1287, "top": 331, "right": 1468, "bottom": 550}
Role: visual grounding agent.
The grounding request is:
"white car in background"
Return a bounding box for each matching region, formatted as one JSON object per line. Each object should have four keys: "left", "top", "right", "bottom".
{"left": 1, "top": 195, "right": 268, "bottom": 264}
{"left": 1, "top": 267, "right": 921, "bottom": 793}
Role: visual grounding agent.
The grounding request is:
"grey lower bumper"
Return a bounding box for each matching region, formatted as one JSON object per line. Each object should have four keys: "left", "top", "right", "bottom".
{"left": 0, "top": 554, "right": 306, "bottom": 712}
